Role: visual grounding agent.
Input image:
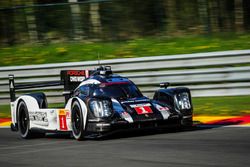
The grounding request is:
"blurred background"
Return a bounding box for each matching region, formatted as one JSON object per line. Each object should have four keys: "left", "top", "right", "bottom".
{"left": 0, "top": 0, "right": 250, "bottom": 66}
{"left": 1, "top": 0, "right": 250, "bottom": 45}
{"left": 0, "top": 0, "right": 250, "bottom": 121}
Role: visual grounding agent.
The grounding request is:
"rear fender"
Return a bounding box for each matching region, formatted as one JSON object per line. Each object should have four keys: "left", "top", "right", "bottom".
{"left": 11, "top": 95, "right": 40, "bottom": 125}
{"left": 26, "top": 93, "right": 48, "bottom": 108}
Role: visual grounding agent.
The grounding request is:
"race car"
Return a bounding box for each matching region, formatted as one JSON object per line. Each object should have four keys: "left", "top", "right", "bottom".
{"left": 9, "top": 66, "right": 193, "bottom": 140}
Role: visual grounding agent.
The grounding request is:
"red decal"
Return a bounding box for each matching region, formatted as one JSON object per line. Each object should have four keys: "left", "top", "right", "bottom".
{"left": 67, "top": 70, "right": 85, "bottom": 76}
{"left": 158, "top": 106, "right": 169, "bottom": 112}
{"left": 66, "top": 111, "right": 70, "bottom": 118}
{"left": 134, "top": 106, "right": 153, "bottom": 115}
{"left": 59, "top": 114, "right": 68, "bottom": 131}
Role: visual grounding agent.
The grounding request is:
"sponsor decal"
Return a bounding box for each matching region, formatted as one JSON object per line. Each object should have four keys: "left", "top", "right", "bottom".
{"left": 154, "top": 104, "right": 170, "bottom": 119}
{"left": 130, "top": 103, "right": 153, "bottom": 115}
{"left": 67, "top": 70, "right": 89, "bottom": 82}
{"left": 29, "top": 112, "right": 48, "bottom": 122}
{"left": 155, "top": 105, "right": 169, "bottom": 112}
{"left": 66, "top": 111, "right": 70, "bottom": 118}
{"left": 67, "top": 70, "right": 85, "bottom": 76}
{"left": 121, "top": 99, "right": 150, "bottom": 104}
{"left": 120, "top": 111, "right": 133, "bottom": 123}
{"left": 121, "top": 112, "right": 130, "bottom": 119}
{"left": 70, "top": 76, "right": 85, "bottom": 82}
{"left": 121, "top": 100, "right": 134, "bottom": 104}
{"left": 58, "top": 109, "right": 68, "bottom": 131}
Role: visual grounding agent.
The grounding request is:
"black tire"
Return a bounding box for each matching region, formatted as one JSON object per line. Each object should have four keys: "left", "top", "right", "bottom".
{"left": 71, "top": 100, "right": 85, "bottom": 140}
{"left": 17, "top": 101, "right": 33, "bottom": 139}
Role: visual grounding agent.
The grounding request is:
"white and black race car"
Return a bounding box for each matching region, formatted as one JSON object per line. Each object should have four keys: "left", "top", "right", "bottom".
{"left": 9, "top": 66, "right": 193, "bottom": 140}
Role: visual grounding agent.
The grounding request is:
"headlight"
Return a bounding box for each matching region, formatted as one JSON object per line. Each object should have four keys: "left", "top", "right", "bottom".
{"left": 89, "top": 100, "right": 112, "bottom": 118}
{"left": 174, "top": 92, "right": 191, "bottom": 110}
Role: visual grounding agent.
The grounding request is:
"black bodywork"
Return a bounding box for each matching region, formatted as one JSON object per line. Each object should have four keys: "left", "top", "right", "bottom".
{"left": 67, "top": 67, "right": 193, "bottom": 136}
{"left": 153, "top": 87, "right": 193, "bottom": 126}
{"left": 9, "top": 66, "right": 193, "bottom": 137}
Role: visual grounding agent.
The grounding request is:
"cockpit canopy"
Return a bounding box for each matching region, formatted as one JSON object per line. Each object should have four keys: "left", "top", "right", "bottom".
{"left": 93, "top": 82, "right": 143, "bottom": 99}
{"left": 78, "top": 81, "right": 143, "bottom": 100}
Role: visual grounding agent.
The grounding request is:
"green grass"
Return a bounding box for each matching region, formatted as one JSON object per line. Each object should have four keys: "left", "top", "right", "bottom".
{"left": 0, "top": 105, "right": 10, "bottom": 118}
{"left": 1, "top": 33, "right": 250, "bottom": 66}
{"left": 1, "top": 95, "right": 250, "bottom": 118}
{"left": 192, "top": 95, "right": 250, "bottom": 116}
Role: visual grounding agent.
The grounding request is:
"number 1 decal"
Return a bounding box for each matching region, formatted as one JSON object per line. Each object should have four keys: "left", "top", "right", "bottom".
{"left": 130, "top": 103, "right": 153, "bottom": 115}
{"left": 134, "top": 106, "right": 153, "bottom": 115}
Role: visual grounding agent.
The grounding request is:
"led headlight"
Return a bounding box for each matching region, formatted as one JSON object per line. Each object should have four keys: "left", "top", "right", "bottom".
{"left": 89, "top": 100, "right": 112, "bottom": 118}
{"left": 174, "top": 92, "right": 191, "bottom": 110}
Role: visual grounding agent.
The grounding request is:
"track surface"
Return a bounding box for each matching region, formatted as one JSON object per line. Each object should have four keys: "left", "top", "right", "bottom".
{"left": 0, "top": 127, "right": 250, "bottom": 167}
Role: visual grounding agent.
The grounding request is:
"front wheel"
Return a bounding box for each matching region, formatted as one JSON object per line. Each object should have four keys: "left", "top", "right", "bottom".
{"left": 71, "top": 100, "right": 85, "bottom": 140}
{"left": 17, "top": 101, "right": 33, "bottom": 139}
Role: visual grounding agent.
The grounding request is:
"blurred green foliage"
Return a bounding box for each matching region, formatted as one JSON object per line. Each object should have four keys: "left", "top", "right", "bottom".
{"left": 1, "top": 33, "right": 250, "bottom": 66}
{"left": 1, "top": 0, "right": 250, "bottom": 46}
{"left": 0, "top": 0, "right": 249, "bottom": 66}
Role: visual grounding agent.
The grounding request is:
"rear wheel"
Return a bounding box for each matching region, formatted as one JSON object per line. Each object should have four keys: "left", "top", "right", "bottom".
{"left": 17, "top": 101, "right": 33, "bottom": 139}
{"left": 71, "top": 100, "right": 85, "bottom": 140}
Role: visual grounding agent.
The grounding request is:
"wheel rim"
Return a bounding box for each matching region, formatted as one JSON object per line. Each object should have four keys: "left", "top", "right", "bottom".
{"left": 72, "top": 106, "right": 81, "bottom": 135}
{"left": 19, "top": 108, "right": 28, "bottom": 135}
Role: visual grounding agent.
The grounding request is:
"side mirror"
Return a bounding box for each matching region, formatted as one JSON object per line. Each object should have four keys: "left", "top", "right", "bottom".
{"left": 160, "top": 82, "right": 170, "bottom": 89}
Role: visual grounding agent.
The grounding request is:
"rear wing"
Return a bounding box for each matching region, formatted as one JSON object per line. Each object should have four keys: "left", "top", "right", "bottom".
{"left": 9, "top": 70, "right": 94, "bottom": 102}
{"left": 9, "top": 75, "right": 61, "bottom": 102}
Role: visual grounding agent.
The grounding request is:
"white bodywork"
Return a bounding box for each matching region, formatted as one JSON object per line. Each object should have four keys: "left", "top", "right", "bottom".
{"left": 11, "top": 95, "right": 87, "bottom": 132}
{"left": 10, "top": 78, "right": 100, "bottom": 132}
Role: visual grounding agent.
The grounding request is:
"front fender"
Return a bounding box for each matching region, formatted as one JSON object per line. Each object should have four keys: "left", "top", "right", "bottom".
{"left": 153, "top": 87, "right": 193, "bottom": 114}
{"left": 65, "top": 97, "right": 88, "bottom": 130}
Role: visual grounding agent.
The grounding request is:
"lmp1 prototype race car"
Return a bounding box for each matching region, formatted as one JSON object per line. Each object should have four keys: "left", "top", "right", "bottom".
{"left": 9, "top": 66, "right": 193, "bottom": 140}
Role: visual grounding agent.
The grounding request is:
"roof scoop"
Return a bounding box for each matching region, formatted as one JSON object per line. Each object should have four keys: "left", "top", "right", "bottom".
{"left": 97, "top": 66, "right": 113, "bottom": 75}
{"left": 160, "top": 82, "right": 170, "bottom": 89}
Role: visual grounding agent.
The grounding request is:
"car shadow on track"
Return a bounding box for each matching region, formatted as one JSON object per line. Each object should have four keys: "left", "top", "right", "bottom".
{"left": 43, "top": 125, "right": 218, "bottom": 141}
{"left": 93, "top": 125, "right": 216, "bottom": 141}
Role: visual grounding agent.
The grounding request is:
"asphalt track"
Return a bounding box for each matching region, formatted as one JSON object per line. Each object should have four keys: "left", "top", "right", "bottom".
{"left": 0, "top": 127, "right": 250, "bottom": 167}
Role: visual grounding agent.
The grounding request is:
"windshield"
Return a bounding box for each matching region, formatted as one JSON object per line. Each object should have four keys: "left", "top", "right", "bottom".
{"left": 92, "top": 83, "right": 143, "bottom": 99}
